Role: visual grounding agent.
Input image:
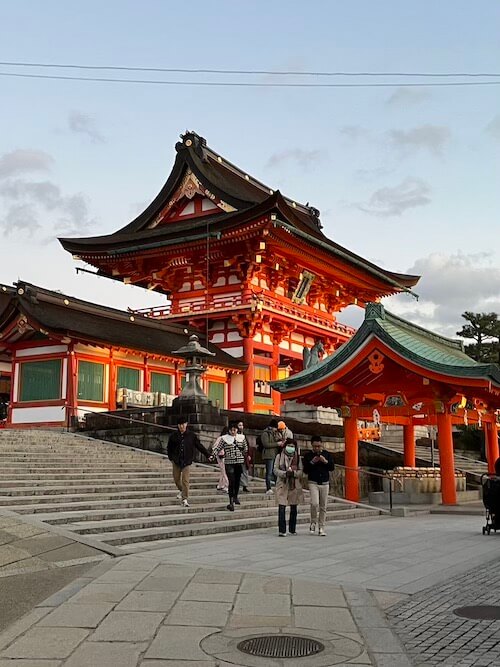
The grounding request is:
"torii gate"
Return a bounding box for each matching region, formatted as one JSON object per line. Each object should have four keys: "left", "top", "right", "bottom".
{"left": 272, "top": 303, "right": 500, "bottom": 505}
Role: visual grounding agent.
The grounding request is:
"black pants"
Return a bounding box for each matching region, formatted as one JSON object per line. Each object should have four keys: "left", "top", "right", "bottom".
{"left": 226, "top": 463, "right": 243, "bottom": 502}
{"left": 278, "top": 504, "right": 298, "bottom": 534}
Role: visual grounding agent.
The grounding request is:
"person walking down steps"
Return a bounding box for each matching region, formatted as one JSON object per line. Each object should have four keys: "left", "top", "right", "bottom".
{"left": 210, "top": 421, "right": 248, "bottom": 512}
{"left": 212, "top": 426, "right": 229, "bottom": 493}
{"left": 237, "top": 420, "right": 252, "bottom": 493}
{"left": 274, "top": 438, "right": 303, "bottom": 536}
{"left": 302, "top": 435, "right": 335, "bottom": 536}
{"left": 165, "top": 417, "right": 211, "bottom": 508}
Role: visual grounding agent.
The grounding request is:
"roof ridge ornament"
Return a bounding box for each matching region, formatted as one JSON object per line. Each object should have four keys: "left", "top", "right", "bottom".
{"left": 365, "top": 302, "right": 385, "bottom": 320}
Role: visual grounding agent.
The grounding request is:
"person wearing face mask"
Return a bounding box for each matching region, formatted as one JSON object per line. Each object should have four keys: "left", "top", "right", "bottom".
{"left": 273, "top": 438, "right": 303, "bottom": 536}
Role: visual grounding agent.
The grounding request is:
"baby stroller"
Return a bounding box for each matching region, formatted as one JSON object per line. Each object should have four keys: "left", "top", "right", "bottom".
{"left": 481, "top": 473, "right": 500, "bottom": 535}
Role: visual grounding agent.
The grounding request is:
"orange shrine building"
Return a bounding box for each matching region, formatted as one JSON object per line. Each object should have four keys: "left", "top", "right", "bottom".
{"left": 272, "top": 303, "right": 500, "bottom": 505}
{"left": 52, "top": 131, "right": 419, "bottom": 416}
{"left": 0, "top": 281, "right": 245, "bottom": 428}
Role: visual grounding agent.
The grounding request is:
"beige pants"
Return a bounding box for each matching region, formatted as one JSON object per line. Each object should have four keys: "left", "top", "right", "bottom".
{"left": 309, "top": 482, "right": 329, "bottom": 528}
{"left": 172, "top": 463, "right": 190, "bottom": 500}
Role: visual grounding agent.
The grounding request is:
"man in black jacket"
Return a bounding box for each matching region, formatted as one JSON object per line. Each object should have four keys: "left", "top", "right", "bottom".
{"left": 303, "top": 435, "right": 334, "bottom": 536}
{"left": 166, "top": 417, "right": 210, "bottom": 507}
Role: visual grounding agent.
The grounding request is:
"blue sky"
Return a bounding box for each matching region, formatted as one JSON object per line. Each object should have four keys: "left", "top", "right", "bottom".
{"left": 1, "top": 1, "right": 499, "bottom": 336}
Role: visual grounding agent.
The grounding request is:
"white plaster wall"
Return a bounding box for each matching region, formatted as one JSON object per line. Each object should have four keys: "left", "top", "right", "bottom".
{"left": 11, "top": 406, "right": 66, "bottom": 424}
{"left": 16, "top": 345, "right": 68, "bottom": 357}
{"left": 223, "top": 346, "right": 243, "bottom": 358}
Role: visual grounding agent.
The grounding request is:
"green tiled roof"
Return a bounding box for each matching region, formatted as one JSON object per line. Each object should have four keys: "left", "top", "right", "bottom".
{"left": 272, "top": 302, "right": 500, "bottom": 392}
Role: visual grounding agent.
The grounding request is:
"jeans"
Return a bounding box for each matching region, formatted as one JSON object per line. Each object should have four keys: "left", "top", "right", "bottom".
{"left": 278, "top": 504, "right": 297, "bottom": 534}
{"left": 265, "top": 458, "right": 275, "bottom": 491}
{"left": 226, "top": 463, "right": 243, "bottom": 502}
{"left": 309, "top": 482, "right": 329, "bottom": 528}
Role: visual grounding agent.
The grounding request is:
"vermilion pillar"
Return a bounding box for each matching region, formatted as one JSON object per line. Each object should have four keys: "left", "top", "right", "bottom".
{"left": 436, "top": 411, "right": 457, "bottom": 505}
{"left": 243, "top": 337, "right": 254, "bottom": 413}
{"left": 343, "top": 413, "right": 359, "bottom": 502}
{"left": 403, "top": 424, "right": 416, "bottom": 467}
{"left": 271, "top": 342, "right": 280, "bottom": 415}
{"left": 485, "top": 420, "right": 500, "bottom": 474}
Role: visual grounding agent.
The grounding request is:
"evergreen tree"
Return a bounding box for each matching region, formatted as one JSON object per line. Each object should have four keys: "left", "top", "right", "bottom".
{"left": 456, "top": 312, "right": 499, "bottom": 362}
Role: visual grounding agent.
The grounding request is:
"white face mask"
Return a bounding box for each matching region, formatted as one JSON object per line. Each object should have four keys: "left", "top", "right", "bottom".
{"left": 285, "top": 446, "right": 295, "bottom": 456}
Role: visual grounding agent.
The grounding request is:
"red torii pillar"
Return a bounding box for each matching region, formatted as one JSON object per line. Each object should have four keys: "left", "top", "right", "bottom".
{"left": 343, "top": 412, "right": 359, "bottom": 502}
{"left": 485, "top": 419, "right": 500, "bottom": 474}
{"left": 437, "top": 410, "right": 457, "bottom": 505}
{"left": 403, "top": 423, "right": 416, "bottom": 467}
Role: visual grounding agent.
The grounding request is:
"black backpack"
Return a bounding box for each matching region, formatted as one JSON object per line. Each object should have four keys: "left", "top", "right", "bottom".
{"left": 256, "top": 434, "right": 264, "bottom": 453}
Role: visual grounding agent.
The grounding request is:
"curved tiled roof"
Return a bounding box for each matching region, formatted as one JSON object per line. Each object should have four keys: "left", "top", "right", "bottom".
{"left": 59, "top": 131, "right": 419, "bottom": 294}
{"left": 272, "top": 302, "right": 500, "bottom": 393}
{"left": 0, "top": 282, "right": 246, "bottom": 371}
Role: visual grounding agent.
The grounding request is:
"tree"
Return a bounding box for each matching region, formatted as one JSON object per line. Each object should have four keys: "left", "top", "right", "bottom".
{"left": 456, "top": 312, "right": 499, "bottom": 362}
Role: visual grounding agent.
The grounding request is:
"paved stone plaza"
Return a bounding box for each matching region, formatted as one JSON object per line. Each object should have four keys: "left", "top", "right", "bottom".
{"left": 0, "top": 512, "right": 499, "bottom": 666}
{"left": 388, "top": 559, "right": 500, "bottom": 666}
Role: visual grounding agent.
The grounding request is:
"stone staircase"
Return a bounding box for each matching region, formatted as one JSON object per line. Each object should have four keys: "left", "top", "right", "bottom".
{"left": 0, "top": 430, "right": 384, "bottom": 552}
{"left": 374, "top": 438, "right": 488, "bottom": 484}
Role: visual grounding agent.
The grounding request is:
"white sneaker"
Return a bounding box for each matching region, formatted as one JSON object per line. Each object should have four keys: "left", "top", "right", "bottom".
{"left": 309, "top": 523, "right": 316, "bottom": 534}
{"left": 278, "top": 532, "right": 287, "bottom": 537}
{"left": 182, "top": 499, "right": 189, "bottom": 507}
{"left": 318, "top": 528, "right": 326, "bottom": 537}
{"left": 265, "top": 489, "right": 274, "bottom": 496}
{"left": 176, "top": 491, "right": 182, "bottom": 499}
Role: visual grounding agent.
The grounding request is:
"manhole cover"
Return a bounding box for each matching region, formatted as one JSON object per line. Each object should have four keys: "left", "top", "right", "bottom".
{"left": 237, "top": 635, "right": 325, "bottom": 658}
{"left": 454, "top": 606, "right": 500, "bottom": 620}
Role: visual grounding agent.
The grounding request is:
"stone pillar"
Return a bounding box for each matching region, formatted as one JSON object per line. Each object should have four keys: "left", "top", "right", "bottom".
{"left": 437, "top": 411, "right": 457, "bottom": 505}
{"left": 403, "top": 423, "right": 416, "bottom": 467}
{"left": 485, "top": 419, "right": 500, "bottom": 474}
{"left": 343, "top": 412, "right": 359, "bottom": 502}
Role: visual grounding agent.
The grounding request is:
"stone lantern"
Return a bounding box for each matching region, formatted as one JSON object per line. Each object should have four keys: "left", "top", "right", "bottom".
{"left": 171, "top": 334, "right": 215, "bottom": 402}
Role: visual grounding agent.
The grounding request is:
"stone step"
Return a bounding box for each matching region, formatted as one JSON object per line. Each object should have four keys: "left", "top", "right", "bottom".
{"left": 0, "top": 430, "right": 384, "bottom": 549}
{"left": 0, "top": 464, "right": 171, "bottom": 472}
{"left": 0, "top": 480, "right": 189, "bottom": 496}
{"left": 0, "top": 471, "right": 174, "bottom": 481}
{"left": 69, "top": 501, "right": 350, "bottom": 535}
{"left": 97, "top": 509, "right": 382, "bottom": 545}
{"left": 0, "top": 454, "right": 167, "bottom": 464}
{"left": 29, "top": 497, "right": 276, "bottom": 524}
{"left": 0, "top": 475, "right": 217, "bottom": 496}
{"left": 1, "top": 490, "right": 267, "bottom": 513}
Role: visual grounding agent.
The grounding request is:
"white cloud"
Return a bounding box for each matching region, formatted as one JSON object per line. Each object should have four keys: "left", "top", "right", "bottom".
{"left": 266, "top": 148, "right": 326, "bottom": 170}
{"left": 386, "top": 88, "right": 431, "bottom": 107}
{"left": 387, "top": 124, "right": 451, "bottom": 157}
{"left": 340, "top": 126, "right": 370, "bottom": 141}
{"left": 0, "top": 150, "right": 96, "bottom": 239}
{"left": 68, "top": 111, "right": 105, "bottom": 144}
{"left": 484, "top": 114, "right": 500, "bottom": 142}
{"left": 0, "top": 150, "right": 54, "bottom": 179}
{"left": 384, "top": 251, "right": 500, "bottom": 337}
{"left": 356, "top": 177, "right": 432, "bottom": 217}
